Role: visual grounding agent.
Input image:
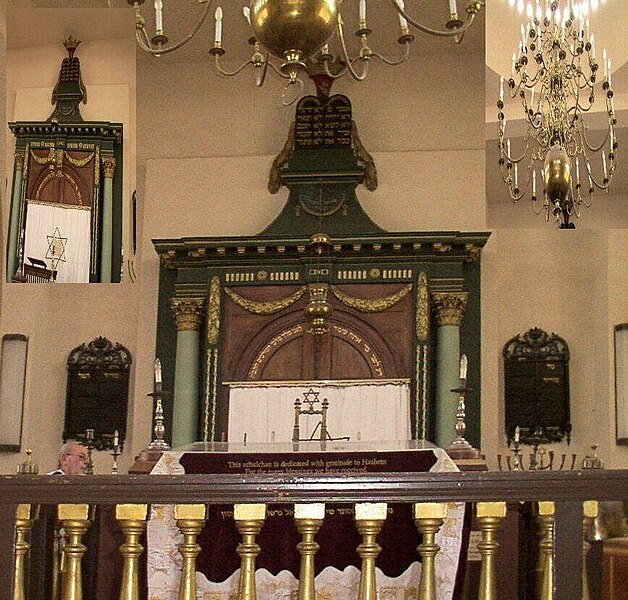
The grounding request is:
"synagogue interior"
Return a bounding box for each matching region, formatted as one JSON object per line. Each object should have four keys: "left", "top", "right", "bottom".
{"left": 1, "top": 1, "right": 628, "bottom": 600}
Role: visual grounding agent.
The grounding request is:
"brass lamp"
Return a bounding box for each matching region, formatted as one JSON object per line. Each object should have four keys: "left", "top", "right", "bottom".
{"left": 130, "top": 0, "right": 483, "bottom": 103}
{"left": 497, "top": 0, "right": 618, "bottom": 228}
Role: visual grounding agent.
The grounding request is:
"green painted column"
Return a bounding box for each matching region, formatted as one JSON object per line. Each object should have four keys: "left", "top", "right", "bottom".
{"left": 100, "top": 157, "right": 116, "bottom": 283}
{"left": 433, "top": 292, "right": 468, "bottom": 449}
{"left": 171, "top": 298, "right": 205, "bottom": 448}
{"left": 7, "top": 152, "right": 25, "bottom": 282}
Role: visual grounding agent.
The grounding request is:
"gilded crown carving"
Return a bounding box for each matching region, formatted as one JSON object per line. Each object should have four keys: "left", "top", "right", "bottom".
{"left": 431, "top": 292, "right": 469, "bottom": 327}
{"left": 171, "top": 298, "right": 205, "bottom": 331}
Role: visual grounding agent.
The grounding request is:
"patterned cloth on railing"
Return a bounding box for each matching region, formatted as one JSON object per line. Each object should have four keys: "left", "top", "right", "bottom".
{"left": 148, "top": 446, "right": 465, "bottom": 600}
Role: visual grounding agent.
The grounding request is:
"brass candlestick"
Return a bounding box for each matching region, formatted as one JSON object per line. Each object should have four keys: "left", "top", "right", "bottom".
{"left": 84, "top": 428, "right": 95, "bottom": 475}
{"left": 110, "top": 431, "right": 121, "bottom": 475}
{"left": 147, "top": 386, "right": 170, "bottom": 451}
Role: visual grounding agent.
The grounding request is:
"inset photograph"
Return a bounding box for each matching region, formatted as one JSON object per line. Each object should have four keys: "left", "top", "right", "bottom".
{"left": 5, "top": 8, "right": 135, "bottom": 282}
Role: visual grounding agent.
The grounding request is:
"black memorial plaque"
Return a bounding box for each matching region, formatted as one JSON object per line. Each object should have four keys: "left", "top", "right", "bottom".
{"left": 64, "top": 337, "right": 131, "bottom": 449}
{"left": 503, "top": 328, "right": 571, "bottom": 444}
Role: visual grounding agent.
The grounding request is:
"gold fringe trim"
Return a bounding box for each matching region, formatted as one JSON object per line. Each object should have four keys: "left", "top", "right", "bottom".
{"left": 332, "top": 284, "right": 412, "bottom": 313}
{"left": 224, "top": 286, "right": 307, "bottom": 315}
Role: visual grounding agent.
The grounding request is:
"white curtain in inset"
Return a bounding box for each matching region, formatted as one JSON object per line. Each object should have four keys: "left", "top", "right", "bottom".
{"left": 24, "top": 201, "right": 91, "bottom": 283}
{"left": 227, "top": 381, "right": 411, "bottom": 444}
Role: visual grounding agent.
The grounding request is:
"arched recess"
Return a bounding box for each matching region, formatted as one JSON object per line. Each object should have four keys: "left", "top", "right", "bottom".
{"left": 231, "top": 306, "right": 403, "bottom": 382}
{"left": 216, "top": 286, "right": 414, "bottom": 436}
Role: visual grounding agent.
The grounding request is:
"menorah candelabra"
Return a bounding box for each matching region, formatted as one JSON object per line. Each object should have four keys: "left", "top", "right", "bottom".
{"left": 498, "top": 426, "right": 577, "bottom": 471}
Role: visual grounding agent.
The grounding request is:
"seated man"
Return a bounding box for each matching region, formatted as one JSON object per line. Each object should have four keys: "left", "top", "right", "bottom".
{"left": 48, "top": 441, "right": 89, "bottom": 475}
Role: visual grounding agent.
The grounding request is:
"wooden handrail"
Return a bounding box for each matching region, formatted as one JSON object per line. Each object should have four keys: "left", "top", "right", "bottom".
{"left": 1, "top": 470, "right": 627, "bottom": 600}
{"left": 1, "top": 470, "right": 627, "bottom": 505}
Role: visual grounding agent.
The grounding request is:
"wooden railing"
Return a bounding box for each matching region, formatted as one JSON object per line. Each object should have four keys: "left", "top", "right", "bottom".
{"left": 1, "top": 469, "right": 627, "bottom": 600}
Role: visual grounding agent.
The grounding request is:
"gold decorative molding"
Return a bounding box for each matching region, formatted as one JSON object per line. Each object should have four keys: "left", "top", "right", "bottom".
{"left": 332, "top": 284, "right": 412, "bottom": 313}
{"left": 416, "top": 272, "right": 430, "bottom": 342}
{"left": 14, "top": 151, "right": 25, "bottom": 171}
{"left": 101, "top": 156, "right": 116, "bottom": 179}
{"left": 352, "top": 121, "right": 378, "bottom": 191}
{"left": 225, "top": 286, "right": 307, "bottom": 315}
{"left": 431, "top": 292, "right": 469, "bottom": 327}
{"left": 64, "top": 151, "right": 94, "bottom": 168}
{"left": 171, "top": 298, "right": 205, "bottom": 332}
{"left": 206, "top": 276, "right": 221, "bottom": 346}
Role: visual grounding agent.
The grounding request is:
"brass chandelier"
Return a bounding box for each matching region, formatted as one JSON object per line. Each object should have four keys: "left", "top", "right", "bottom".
{"left": 129, "top": 0, "right": 483, "bottom": 103}
{"left": 497, "top": 0, "right": 617, "bottom": 228}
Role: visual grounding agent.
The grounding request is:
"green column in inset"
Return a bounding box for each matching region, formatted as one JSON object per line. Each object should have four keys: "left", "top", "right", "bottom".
{"left": 432, "top": 292, "right": 468, "bottom": 449}
{"left": 7, "top": 152, "right": 25, "bottom": 282}
{"left": 100, "top": 157, "right": 116, "bottom": 283}
{"left": 171, "top": 298, "right": 204, "bottom": 448}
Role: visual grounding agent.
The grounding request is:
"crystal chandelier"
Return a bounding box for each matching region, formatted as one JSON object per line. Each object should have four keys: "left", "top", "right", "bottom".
{"left": 129, "top": 0, "right": 483, "bottom": 103}
{"left": 497, "top": 0, "right": 617, "bottom": 228}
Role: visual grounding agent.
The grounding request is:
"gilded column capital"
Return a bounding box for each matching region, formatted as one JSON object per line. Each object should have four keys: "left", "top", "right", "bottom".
{"left": 171, "top": 298, "right": 205, "bottom": 332}
{"left": 431, "top": 292, "right": 469, "bottom": 327}
{"left": 102, "top": 156, "right": 117, "bottom": 179}
{"left": 14, "top": 151, "right": 26, "bottom": 171}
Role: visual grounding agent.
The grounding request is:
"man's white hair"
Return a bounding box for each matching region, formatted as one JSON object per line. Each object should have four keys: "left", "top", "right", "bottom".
{"left": 58, "top": 440, "right": 85, "bottom": 465}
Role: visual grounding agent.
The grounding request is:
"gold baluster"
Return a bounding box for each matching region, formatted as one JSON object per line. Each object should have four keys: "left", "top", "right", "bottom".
{"left": 51, "top": 521, "right": 64, "bottom": 600}
{"left": 582, "top": 500, "right": 598, "bottom": 600}
{"left": 476, "top": 502, "right": 507, "bottom": 600}
{"left": 537, "top": 501, "right": 555, "bottom": 600}
{"left": 116, "top": 504, "right": 148, "bottom": 600}
{"left": 355, "top": 503, "right": 387, "bottom": 600}
{"left": 13, "top": 504, "right": 38, "bottom": 600}
{"left": 234, "top": 503, "right": 266, "bottom": 600}
{"left": 295, "top": 503, "right": 325, "bottom": 600}
{"left": 174, "top": 504, "right": 207, "bottom": 600}
{"left": 58, "top": 504, "right": 91, "bottom": 600}
{"left": 414, "top": 502, "right": 448, "bottom": 600}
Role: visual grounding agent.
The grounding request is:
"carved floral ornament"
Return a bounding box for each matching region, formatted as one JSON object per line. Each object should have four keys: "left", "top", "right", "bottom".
{"left": 431, "top": 292, "right": 469, "bottom": 327}
{"left": 171, "top": 297, "right": 205, "bottom": 331}
{"left": 101, "top": 156, "right": 116, "bottom": 179}
{"left": 416, "top": 272, "right": 430, "bottom": 342}
{"left": 206, "top": 276, "right": 221, "bottom": 346}
{"left": 67, "top": 336, "right": 131, "bottom": 369}
{"left": 224, "top": 284, "right": 413, "bottom": 317}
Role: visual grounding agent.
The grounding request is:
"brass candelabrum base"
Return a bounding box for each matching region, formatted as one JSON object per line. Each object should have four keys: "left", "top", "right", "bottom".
{"left": 446, "top": 386, "right": 482, "bottom": 460}
{"left": 498, "top": 442, "right": 577, "bottom": 471}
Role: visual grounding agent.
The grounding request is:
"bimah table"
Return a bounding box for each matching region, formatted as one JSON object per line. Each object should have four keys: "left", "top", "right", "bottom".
{"left": 147, "top": 440, "right": 467, "bottom": 600}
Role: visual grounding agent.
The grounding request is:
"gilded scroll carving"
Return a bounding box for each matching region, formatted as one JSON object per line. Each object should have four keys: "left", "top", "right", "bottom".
{"left": 416, "top": 272, "right": 430, "bottom": 342}
{"left": 224, "top": 286, "right": 307, "bottom": 315}
{"left": 206, "top": 276, "right": 221, "bottom": 346}
{"left": 332, "top": 284, "right": 412, "bottom": 313}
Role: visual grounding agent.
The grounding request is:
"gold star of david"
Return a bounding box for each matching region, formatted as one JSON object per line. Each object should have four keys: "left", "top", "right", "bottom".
{"left": 45, "top": 227, "right": 68, "bottom": 263}
{"left": 302, "top": 387, "right": 320, "bottom": 409}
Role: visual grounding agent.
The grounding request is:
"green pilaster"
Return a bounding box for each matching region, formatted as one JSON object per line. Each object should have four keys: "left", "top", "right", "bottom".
{"left": 100, "top": 157, "right": 115, "bottom": 283}
{"left": 432, "top": 292, "right": 468, "bottom": 448}
{"left": 171, "top": 298, "right": 204, "bottom": 448}
{"left": 7, "top": 155, "right": 24, "bottom": 282}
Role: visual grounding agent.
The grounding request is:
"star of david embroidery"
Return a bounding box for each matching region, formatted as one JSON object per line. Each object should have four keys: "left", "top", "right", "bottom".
{"left": 46, "top": 227, "right": 68, "bottom": 264}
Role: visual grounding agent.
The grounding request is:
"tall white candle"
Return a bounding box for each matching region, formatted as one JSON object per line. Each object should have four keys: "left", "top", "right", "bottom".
{"left": 575, "top": 157, "right": 580, "bottom": 183}
{"left": 514, "top": 425, "right": 520, "bottom": 443}
{"left": 533, "top": 169, "right": 537, "bottom": 196}
{"left": 459, "top": 354, "right": 468, "bottom": 380}
{"left": 359, "top": 0, "right": 367, "bottom": 22}
{"left": 154, "top": 358, "right": 162, "bottom": 385}
{"left": 113, "top": 430, "right": 119, "bottom": 447}
{"left": 154, "top": 0, "right": 163, "bottom": 32}
{"left": 242, "top": 6, "right": 251, "bottom": 25}
{"left": 396, "top": 0, "right": 408, "bottom": 31}
{"left": 449, "top": 0, "right": 457, "bottom": 15}
{"left": 602, "top": 150, "right": 607, "bottom": 177}
{"left": 500, "top": 76, "right": 504, "bottom": 102}
{"left": 215, "top": 7, "right": 223, "bottom": 45}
